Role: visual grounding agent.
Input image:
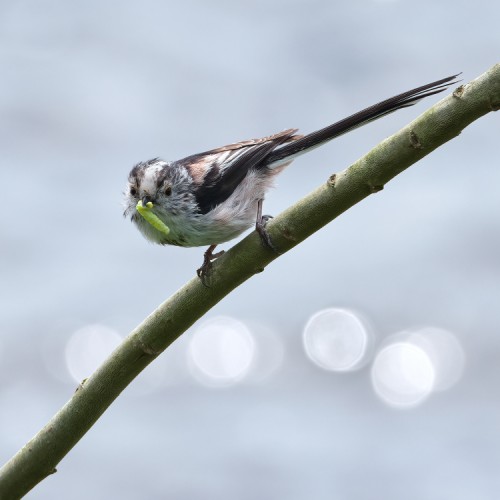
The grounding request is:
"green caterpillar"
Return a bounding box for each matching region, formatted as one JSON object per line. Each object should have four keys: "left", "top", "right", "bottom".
{"left": 136, "top": 200, "right": 170, "bottom": 235}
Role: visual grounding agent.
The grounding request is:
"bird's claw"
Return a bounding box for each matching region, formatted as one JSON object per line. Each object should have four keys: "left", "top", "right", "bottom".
{"left": 256, "top": 215, "right": 281, "bottom": 255}
{"left": 197, "top": 247, "right": 224, "bottom": 287}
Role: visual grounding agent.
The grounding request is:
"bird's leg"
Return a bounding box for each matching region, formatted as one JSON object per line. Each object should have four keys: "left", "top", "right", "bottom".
{"left": 197, "top": 244, "right": 225, "bottom": 285}
{"left": 255, "top": 199, "right": 280, "bottom": 254}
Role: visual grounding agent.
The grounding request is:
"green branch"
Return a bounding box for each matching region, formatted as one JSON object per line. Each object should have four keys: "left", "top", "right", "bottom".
{"left": 1, "top": 64, "right": 499, "bottom": 499}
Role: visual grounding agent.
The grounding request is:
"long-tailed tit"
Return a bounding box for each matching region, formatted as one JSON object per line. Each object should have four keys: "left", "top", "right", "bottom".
{"left": 124, "top": 75, "right": 458, "bottom": 280}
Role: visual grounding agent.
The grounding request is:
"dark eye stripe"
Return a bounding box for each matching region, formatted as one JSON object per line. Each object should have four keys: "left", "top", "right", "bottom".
{"left": 156, "top": 169, "right": 169, "bottom": 188}
{"left": 129, "top": 164, "right": 146, "bottom": 182}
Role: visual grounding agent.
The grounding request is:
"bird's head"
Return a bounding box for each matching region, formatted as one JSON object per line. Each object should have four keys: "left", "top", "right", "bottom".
{"left": 123, "top": 158, "right": 197, "bottom": 244}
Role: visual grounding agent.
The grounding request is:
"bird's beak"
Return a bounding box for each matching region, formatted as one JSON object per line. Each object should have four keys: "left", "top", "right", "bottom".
{"left": 141, "top": 195, "right": 153, "bottom": 208}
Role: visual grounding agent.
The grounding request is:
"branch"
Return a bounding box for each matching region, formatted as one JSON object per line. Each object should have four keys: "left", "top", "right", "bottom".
{"left": 1, "top": 64, "right": 499, "bottom": 499}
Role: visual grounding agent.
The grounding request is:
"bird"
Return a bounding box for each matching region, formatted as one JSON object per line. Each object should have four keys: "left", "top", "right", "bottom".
{"left": 123, "top": 74, "right": 458, "bottom": 281}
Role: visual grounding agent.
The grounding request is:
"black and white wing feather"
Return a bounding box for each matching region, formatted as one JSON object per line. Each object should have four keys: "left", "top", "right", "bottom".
{"left": 176, "top": 129, "right": 300, "bottom": 214}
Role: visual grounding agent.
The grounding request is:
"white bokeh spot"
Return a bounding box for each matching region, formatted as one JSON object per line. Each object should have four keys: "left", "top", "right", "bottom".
{"left": 188, "top": 316, "right": 255, "bottom": 387}
{"left": 65, "top": 324, "right": 122, "bottom": 383}
{"left": 371, "top": 342, "right": 435, "bottom": 408}
{"left": 407, "top": 327, "right": 465, "bottom": 392}
{"left": 303, "top": 308, "right": 370, "bottom": 372}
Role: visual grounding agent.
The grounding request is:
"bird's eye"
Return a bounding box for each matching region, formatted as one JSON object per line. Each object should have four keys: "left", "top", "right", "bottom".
{"left": 130, "top": 186, "right": 137, "bottom": 196}
{"left": 165, "top": 186, "right": 172, "bottom": 196}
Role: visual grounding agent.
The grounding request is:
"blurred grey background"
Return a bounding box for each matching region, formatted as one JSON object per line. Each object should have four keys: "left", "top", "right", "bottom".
{"left": 1, "top": 1, "right": 499, "bottom": 499}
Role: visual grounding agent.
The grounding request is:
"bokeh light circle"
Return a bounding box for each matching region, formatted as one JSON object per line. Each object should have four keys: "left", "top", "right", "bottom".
{"left": 188, "top": 316, "right": 255, "bottom": 386}
{"left": 303, "top": 308, "right": 370, "bottom": 372}
{"left": 65, "top": 324, "right": 122, "bottom": 383}
{"left": 371, "top": 342, "right": 435, "bottom": 408}
{"left": 407, "top": 327, "right": 465, "bottom": 392}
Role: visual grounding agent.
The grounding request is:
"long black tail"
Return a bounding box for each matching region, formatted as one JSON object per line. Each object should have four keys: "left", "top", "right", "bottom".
{"left": 266, "top": 74, "right": 460, "bottom": 166}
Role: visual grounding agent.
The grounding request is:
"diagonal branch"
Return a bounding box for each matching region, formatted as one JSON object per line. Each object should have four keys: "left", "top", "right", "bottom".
{"left": 1, "top": 63, "right": 499, "bottom": 499}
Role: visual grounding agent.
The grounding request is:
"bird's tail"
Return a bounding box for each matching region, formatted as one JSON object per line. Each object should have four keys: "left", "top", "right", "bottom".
{"left": 266, "top": 74, "right": 460, "bottom": 168}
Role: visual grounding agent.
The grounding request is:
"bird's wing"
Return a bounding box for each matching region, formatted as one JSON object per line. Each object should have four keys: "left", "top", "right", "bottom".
{"left": 177, "top": 129, "right": 300, "bottom": 214}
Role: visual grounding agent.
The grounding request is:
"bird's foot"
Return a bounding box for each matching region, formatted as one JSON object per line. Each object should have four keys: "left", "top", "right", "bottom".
{"left": 256, "top": 215, "right": 281, "bottom": 255}
{"left": 197, "top": 244, "right": 224, "bottom": 286}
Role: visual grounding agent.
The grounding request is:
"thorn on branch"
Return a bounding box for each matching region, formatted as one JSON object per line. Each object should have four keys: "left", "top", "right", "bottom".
{"left": 74, "top": 378, "right": 88, "bottom": 393}
{"left": 453, "top": 85, "right": 465, "bottom": 98}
